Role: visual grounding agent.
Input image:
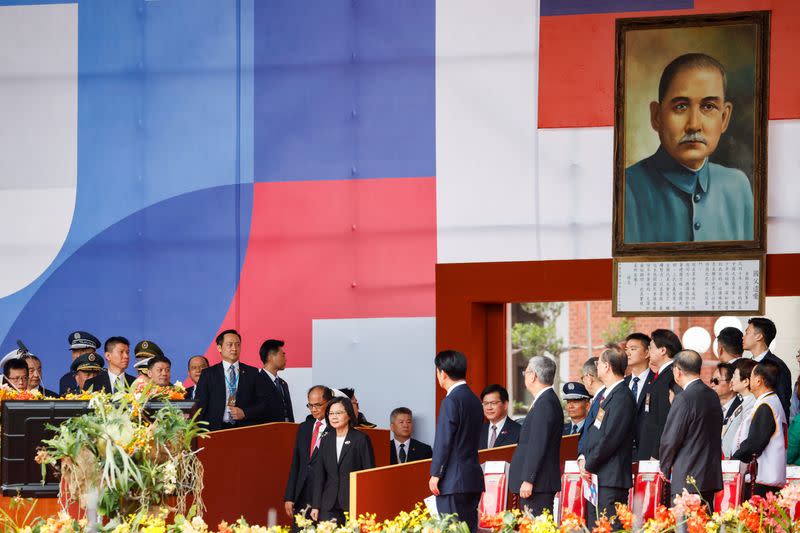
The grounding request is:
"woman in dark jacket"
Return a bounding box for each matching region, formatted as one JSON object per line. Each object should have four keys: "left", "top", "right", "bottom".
{"left": 310, "top": 397, "right": 375, "bottom": 525}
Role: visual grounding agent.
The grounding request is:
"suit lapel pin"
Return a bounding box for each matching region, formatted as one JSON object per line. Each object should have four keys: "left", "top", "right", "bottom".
{"left": 345, "top": 440, "right": 351, "bottom": 445}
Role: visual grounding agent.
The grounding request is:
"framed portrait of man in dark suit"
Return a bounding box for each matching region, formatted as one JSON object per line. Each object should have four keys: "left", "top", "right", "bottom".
{"left": 613, "top": 11, "right": 769, "bottom": 256}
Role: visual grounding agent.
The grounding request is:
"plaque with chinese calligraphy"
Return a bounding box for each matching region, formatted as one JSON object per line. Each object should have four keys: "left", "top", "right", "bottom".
{"left": 613, "top": 255, "right": 764, "bottom": 316}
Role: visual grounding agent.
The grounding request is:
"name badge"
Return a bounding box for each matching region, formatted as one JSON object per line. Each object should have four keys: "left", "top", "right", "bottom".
{"left": 644, "top": 393, "right": 651, "bottom": 413}
{"left": 594, "top": 408, "right": 606, "bottom": 429}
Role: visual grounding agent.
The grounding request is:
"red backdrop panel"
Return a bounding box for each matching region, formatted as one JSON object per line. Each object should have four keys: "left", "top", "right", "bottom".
{"left": 207, "top": 177, "right": 436, "bottom": 368}
{"left": 538, "top": 0, "right": 800, "bottom": 128}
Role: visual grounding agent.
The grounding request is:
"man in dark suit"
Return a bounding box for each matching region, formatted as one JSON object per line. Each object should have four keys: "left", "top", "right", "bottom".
{"left": 624, "top": 332, "right": 655, "bottom": 457}
{"left": 713, "top": 362, "right": 742, "bottom": 426}
{"left": 194, "top": 329, "right": 269, "bottom": 431}
{"left": 285, "top": 385, "right": 333, "bottom": 530}
{"left": 579, "top": 347, "right": 637, "bottom": 531}
{"left": 562, "top": 381, "right": 591, "bottom": 435}
{"left": 743, "top": 317, "right": 791, "bottom": 420}
{"left": 59, "top": 331, "right": 101, "bottom": 395}
{"left": 429, "top": 350, "right": 484, "bottom": 533}
{"left": 389, "top": 407, "right": 432, "bottom": 464}
{"left": 85, "top": 336, "right": 137, "bottom": 393}
{"left": 479, "top": 384, "right": 521, "bottom": 448}
{"left": 258, "top": 339, "right": 294, "bottom": 422}
{"left": 509, "top": 355, "right": 562, "bottom": 515}
{"left": 638, "top": 329, "right": 683, "bottom": 460}
{"left": 659, "top": 350, "right": 723, "bottom": 511}
{"left": 184, "top": 355, "right": 209, "bottom": 400}
{"left": 578, "top": 356, "right": 604, "bottom": 455}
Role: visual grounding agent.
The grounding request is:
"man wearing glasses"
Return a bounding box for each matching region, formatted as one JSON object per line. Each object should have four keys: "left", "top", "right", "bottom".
{"left": 712, "top": 362, "right": 741, "bottom": 426}
{"left": 284, "top": 385, "right": 333, "bottom": 531}
{"left": 479, "top": 384, "right": 520, "bottom": 449}
{"left": 3, "top": 358, "right": 29, "bottom": 391}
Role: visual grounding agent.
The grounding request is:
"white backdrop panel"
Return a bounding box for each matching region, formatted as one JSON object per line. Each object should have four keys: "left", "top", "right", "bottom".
{"left": 0, "top": 4, "right": 77, "bottom": 297}
{"left": 439, "top": 119, "right": 800, "bottom": 263}
{"left": 312, "top": 317, "right": 436, "bottom": 446}
{"left": 281, "top": 367, "right": 313, "bottom": 424}
{"left": 436, "top": 0, "right": 540, "bottom": 264}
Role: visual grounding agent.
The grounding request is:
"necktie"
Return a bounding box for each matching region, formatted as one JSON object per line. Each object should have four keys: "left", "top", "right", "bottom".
{"left": 488, "top": 425, "right": 498, "bottom": 448}
{"left": 274, "top": 377, "right": 288, "bottom": 420}
{"left": 309, "top": 420, "right": 322, "bottom": 457}
{"left": 631, "top": 376, "right": 640, "bottom": 400}
{"left": 399, "top": 443, "right": 407, "bottom": 463}
{"left": 653, "top": 370, "right": 659, "bottom": 381}
{"left": 572, "top": 424, "right": 579, "bottom": 434}
{"left": 227, "top": 365, "right": 237, "bottom": 397}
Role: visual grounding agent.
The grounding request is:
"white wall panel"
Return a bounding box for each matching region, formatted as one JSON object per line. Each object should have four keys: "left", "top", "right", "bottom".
{"left": 312, "top": 317, "right": 436, "bottom": 447}
{"left": 436, "top": 0, "right": 540, "bottom": 264}
{"left": 281, "top": 367, "right": 313, "bottom": 424}
{"left": 0, "top": 4, "right": 77, "bottom": 297}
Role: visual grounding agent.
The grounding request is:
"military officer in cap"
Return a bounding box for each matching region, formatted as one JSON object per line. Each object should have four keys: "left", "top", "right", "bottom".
{"left": 69, "top": 352, "right": 105, "bottom": 393}
{"left": 59, "top": 331, "right": 101, "bottom": 395}
{"left": 562, "top": 381, "right": 592, "bottom": 436}
{"left": 132, "top": 340, "right": 164, "bottom": 378}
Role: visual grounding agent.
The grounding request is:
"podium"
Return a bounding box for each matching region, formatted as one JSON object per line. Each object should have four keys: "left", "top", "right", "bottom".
{"left": 631, "top": 460, "right": 663, "bottom": 521}
{"left": 1, "top": 400, "right": 196, "bottom": 497}
{"left": 714, "top": 460, "right": 743, "bottom": 512}
{"left": 558, "top": 460, "right": 585, "bottom": 522}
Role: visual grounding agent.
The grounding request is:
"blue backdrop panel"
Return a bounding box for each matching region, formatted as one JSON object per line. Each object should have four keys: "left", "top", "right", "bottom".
{"left": 2, "top": 185, "right": 252, "bottom": 390}
{"left": 254, "top": 0, "right": 435, "bottom": 182}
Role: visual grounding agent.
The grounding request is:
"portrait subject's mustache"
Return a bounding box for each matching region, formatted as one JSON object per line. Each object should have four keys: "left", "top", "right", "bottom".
{"left": 679, "top": 132, "right": 707, "bottom": 145}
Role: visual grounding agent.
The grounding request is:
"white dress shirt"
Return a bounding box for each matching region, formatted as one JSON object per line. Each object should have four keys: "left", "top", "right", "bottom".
{"left": 627, "top": 368, "right": 650, "bottom": 403}
{"left": 657, "top": 360, "right": 672, "bottom": 375}
{"left": 529, "top": 385, "right": 553, "bottom": 409}
{"left": 394, "top": 437, "right": 410, "bottom": 460}
{"left": 107, "top": 370, "right": 123, "bottom": 393}
{"left": 446, "top": 380, "right": 466, "bottom": 396}
{"left": 754, "top": 350, "right": 769, "bottom": 362}
{"left": 336, "top": 435, "right": 346, "bottom": 459}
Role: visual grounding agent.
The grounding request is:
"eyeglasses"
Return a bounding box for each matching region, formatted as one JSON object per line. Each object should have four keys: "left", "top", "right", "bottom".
{"left": 328, "top": 410, "right": 346, "bottom": 417}
{"left": 306, "top": 402, "right": 325, "bottom": 409}
{"left": 710, "top": 378, "right": 730, "bottom": 385}
{"left": 482, "top": 400, "right": 502, "bottom": 407}
{"left": 521, "top": 370, "right": 532, "bottom": 378}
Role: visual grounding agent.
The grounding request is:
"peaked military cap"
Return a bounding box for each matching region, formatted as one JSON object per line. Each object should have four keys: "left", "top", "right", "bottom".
{"left": 71, "top": 352, "right": 105, "bottom": 373}
{"left": 562, "top": 381, "right": 591, "bottom": 400}
{"left": 69, "top": 331, "right": 100, "bottom": 351}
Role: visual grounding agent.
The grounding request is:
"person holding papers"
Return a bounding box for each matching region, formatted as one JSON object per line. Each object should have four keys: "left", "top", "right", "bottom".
{"left": 578, "top": 347, "right": 636, "bottom": 531}
{"left": 429, "top": 350, "right": 484, "bottom": 533}
{"left": 509, "top": 355, "right": 562, "bottom": 515}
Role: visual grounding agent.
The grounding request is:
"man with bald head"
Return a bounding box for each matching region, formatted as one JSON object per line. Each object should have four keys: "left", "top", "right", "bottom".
{"left": 625, "top": 53, "right": 753, "bottom": 243}
{"left": 659, "top": 350, "right": 723, "bottom": 512}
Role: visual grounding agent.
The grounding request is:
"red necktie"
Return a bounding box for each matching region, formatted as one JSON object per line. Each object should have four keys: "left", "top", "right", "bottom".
{"left": 653, "top": 370, "right": 659, "bottom": 380}
{"left": 309, "top": 420, "right": 322, "bottom": 457}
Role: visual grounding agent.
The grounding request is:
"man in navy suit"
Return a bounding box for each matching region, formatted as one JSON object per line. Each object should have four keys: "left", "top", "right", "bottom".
{"left": 743, "top": 317, "right": 791, "bottom": 420}
{"left": 509, "top": 355, "right": 563, "bottom": 515}
{"left": 578, "top": 356, "right": 604, "bottom": 455}
{"left": 479, "top": 384, "right": 521, "bottom": 448}
{"left": 623, "top": 332, "right": 655, "bottom": 458}
{"left": 429, "top": 350, "right": 484, "bottom": 533}
{"left": 562, "top": 381, "right": 591, "bottom": 435}
{"left": 194, "top": 329, "right": 269, "bottom": 431}
{"left": 285, "top": 385, "right": 333, "bottom": 531}
{"left": 184, "top": 355, "right": 209, "bottom": 400}
{"left": 579, "top": 346, "right": 637, "bottom": 530}
{"left": 259, "top": 339, "right": 294, "bottom": 422}
{"left": 389, "top": 407, "right": 433, "bottom": 464}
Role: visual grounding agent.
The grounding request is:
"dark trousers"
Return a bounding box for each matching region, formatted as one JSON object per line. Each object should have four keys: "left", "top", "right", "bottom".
{"left": 437, "top": 492, "right": 482, "bottom": 533}
{"left": 319, "top": 508, "right": 346, "bottom": 525}
{"left": 754, "top": 483, "right": 782, "bottom": 498}
{"left": 586, "top": 487, "right": 629, "bottom": 531}
{"left": 517, "top": 492, "right": 556, "bottom": 516}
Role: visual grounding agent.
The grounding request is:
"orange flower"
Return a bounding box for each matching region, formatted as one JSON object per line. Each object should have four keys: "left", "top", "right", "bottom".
{"left": 615, "top": 503, "right": 634, "bottom": 531}
{"left": 592, "top": 515, "right": 612, "bottom": 533}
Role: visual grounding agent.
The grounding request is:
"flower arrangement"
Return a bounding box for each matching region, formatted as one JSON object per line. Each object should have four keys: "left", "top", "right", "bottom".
{"left": 477, "top": 481, "right": 800, "bottom": 533}
{"left": 0, "top": 387, "right": 44, "bottom": 401}
{"left": 35, "top": 382, "right": 207, "bottom": 521}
